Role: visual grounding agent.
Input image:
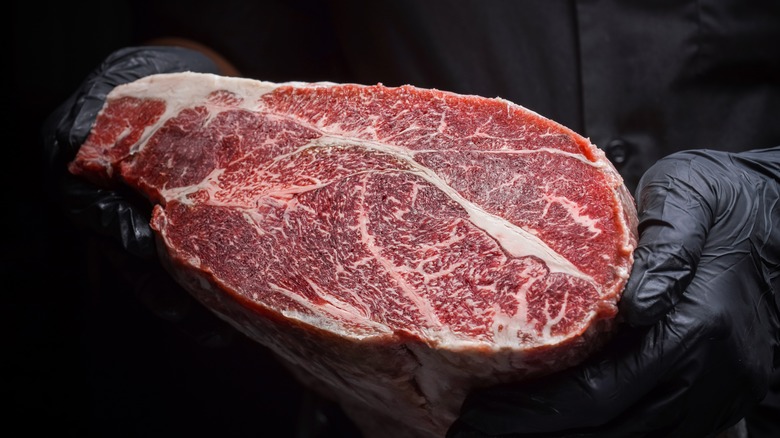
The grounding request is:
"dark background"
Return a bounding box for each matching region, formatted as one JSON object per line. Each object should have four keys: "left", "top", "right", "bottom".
{"left": 13, "top": 2, "right": 780, "bottom": 437}
{"left": 11, "top": 2, "right": 355, "bottom": 437}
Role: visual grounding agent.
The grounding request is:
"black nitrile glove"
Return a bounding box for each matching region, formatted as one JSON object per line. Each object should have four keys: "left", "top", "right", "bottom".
{"left": 43, "top": 46, "right": 222, "bottom": 257}
{"left": 41, "top": 46, "right": 235, "bottom": 347}
{"left": 40, "top": 46, "right": 362, "bottom": 436}
{"left": 448, "top": 147, "right": 780, "bottom": 438}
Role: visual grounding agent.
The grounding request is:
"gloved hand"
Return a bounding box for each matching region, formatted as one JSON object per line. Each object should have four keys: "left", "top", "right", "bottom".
{"left": 41, "top": 45, "right": 236, "bottom": 347}
{"left": 43, "top": 45, "right": 223, "bottom": 257}
{"left": 448, "top": 146, "right": 780, "bottom": 438}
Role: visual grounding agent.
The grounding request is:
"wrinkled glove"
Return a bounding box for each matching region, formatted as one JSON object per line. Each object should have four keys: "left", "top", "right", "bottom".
{"left": 448, "top": 146, "right": 780, "bottom": 438}
{"left": 43, "top": 46, "right": 222, "bottom": 257}
{"left": 41, "top": 46, "right": 235, "bottom": 346}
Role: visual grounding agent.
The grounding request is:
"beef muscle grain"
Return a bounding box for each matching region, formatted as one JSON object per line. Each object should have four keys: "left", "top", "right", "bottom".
{"left": 70, "top": 72, "right": 638, "bottom": 438}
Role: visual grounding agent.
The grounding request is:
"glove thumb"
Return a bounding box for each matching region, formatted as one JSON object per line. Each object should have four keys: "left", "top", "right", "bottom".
{"left": 620, "top": 152, "right": 714, "bottom": 326}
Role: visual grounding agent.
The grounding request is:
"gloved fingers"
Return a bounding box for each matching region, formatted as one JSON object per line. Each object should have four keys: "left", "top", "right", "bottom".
{"left": 732, "top": 146, "right": 780, "bottom": 180}
{"left": 631, "top": 247, "right": 774, "bottom": 437}
{"left": 732, "top": 147, "right": 780, "bottom": 292}
{"left": 69, "top": 46, "right": 222, "bottom": 149}
{"left": 451, "top": 312, "right": 720, "bottom": 436}
{"left": 449, "top": 243, "right": 770, "bottom": 438}
{"left": 61, "top": 173, "right": 156, "bottom": 258}
{"left": 450, "top": 147, "right": 780, "bottom": 438}
{"left": 621, "top": 152, "right": 721, "bottom": 327}
{"left": 622, "top": 148, "right": 780, "bottom": 327}
{"left": 449, "top": 326, "right": 664, "bottom": 436}
{"left": 43, "top": 46, "right": 222, "bottom": 167}
{"left": 45, "top": 46, "right": 224, "bottom": 256}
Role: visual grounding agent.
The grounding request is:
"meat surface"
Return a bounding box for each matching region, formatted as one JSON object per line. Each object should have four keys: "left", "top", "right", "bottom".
{"left": 69, "top": 72, "right": 638, "bottom": 438}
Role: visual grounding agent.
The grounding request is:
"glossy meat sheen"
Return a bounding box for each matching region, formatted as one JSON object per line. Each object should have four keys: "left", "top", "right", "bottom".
{"left": 70, "top": 72, "right": 637, "bottom": 437}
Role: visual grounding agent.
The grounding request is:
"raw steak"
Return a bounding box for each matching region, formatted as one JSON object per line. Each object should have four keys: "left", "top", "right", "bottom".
{"left": 69, "top": 72, "right": 638, "bottom": 438}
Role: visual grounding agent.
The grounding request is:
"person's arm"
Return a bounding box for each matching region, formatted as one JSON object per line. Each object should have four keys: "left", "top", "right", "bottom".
{"left": 448, "top": 146, "right": 780, "bottom": 437}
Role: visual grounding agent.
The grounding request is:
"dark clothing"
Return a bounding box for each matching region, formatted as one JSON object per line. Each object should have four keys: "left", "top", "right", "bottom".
{"left": 131, "top": 0, "right": 780, "bottom": 193}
